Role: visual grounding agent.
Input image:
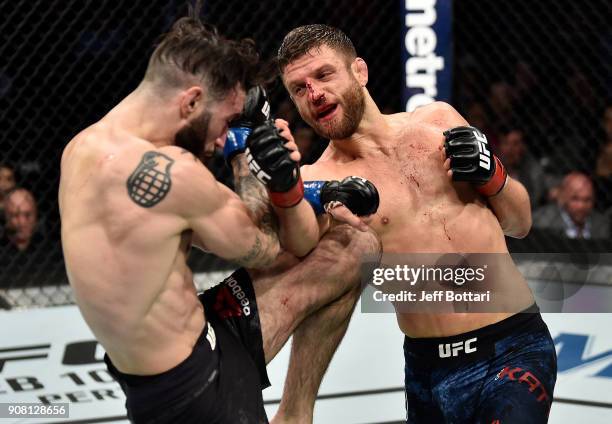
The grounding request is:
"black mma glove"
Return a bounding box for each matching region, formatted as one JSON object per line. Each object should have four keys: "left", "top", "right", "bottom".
{"left": 223, "top": 86, "right": 271, "bottom": 162}
{"left": 246, "top": 122, "right": 303, "bottom": 208}
{"left": 304, "top": 177, "right": 379, "bottom": 216}
{"left": 444, "top": 126, "right": 507, "bottom": 196}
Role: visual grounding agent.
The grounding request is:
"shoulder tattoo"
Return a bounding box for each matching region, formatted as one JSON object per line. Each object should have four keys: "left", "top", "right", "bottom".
{"left": 126, "top": 151, "right": 174, "bottom": 208}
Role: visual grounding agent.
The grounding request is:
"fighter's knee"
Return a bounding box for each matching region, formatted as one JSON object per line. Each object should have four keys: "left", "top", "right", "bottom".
{"left": 319, "top": 225, "right": 381, "bottom": 287}
{"left": 324, "top": 224, "right": 382, "bottom": 258}
{"left": 352, "top": 227, "right": 382, "bottom": 258}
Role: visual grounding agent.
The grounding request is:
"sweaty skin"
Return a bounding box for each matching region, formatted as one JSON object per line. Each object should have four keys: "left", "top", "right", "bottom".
{"left": 283, "top": 46, "right": 534, "bottom": 337}
{"left": 60, "top": 86, "right": 319, "bottom": 376}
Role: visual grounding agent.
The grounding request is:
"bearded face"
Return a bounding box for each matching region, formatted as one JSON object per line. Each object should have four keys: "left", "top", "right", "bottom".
{"left": 174, "top": 108, "right": 211, "bottom": 161}
{"left": 283, "top": 45, "right": 367, "bottom": 141}
{"left": 304, "top": 74, "right": 365, "bottom": 140}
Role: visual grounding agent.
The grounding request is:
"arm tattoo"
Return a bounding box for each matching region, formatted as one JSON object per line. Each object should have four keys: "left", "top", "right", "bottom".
{"left": 233, "top": 233, "right": 268, "bottom": 267}
{"left": 127, "top": 151, "right": 174, "bottom": 208}
{"left": 232, "top": 155, "right": 279, "bottom": 237}
{"left": 234, "top": 231, "right": 282, "bottom": 268}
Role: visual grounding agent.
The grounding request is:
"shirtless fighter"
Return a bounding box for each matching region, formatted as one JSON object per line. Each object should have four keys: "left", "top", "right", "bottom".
{"left": 59, "top": 13, "right": 380, "bottom": 424}
{"left": 269, "top": 25, "right": 557, "bottom": 423}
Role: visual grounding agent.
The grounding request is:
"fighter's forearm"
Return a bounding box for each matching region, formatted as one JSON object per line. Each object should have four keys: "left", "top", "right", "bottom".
{"left": 232, "top": 154, "right": 318, "bottom": 257}
{"left": 272, "top": 200, "right": 320, "bottom": 257}
{"left": 231, "top": 154, "right": 280, "bottom": 243}
{"left": 488, "top": 177, "right": 532, "bottom": 238}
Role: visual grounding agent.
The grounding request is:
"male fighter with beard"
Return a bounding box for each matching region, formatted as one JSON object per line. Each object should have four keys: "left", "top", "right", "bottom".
{"left": 59, "top": 12, "right": 381, "bottom": 423}
{"left": 269, "top": 25, "right": 556, "bottom": 424}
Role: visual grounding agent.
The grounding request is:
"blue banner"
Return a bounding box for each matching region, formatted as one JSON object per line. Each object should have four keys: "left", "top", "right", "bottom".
{"left": 402, "top": 0, "right": 453, "bottom": 111}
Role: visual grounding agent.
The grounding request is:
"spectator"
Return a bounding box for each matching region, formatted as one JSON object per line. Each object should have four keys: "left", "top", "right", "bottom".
{"left": 533, "top": 172, "right": 610, "bottom": 239}
{"left": 2, "top": 188, "right": 40, "bottom": 252}
{"left": 497, "top": 128, "right": 547, "bottom": 207}
{"left": 0, "top": 163, "right": 16, "bottom": 213}
{"left": 0, "top": 187, "right": 67, "bottom": 289}
{"left": 0, "top": 164, "right": 17, "bottom": 238}
{"left": 593, "top": 105, "right": 612, "bottom": 210}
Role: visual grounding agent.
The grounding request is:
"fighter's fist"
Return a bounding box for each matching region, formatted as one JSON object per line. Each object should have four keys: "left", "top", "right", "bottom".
{"left": 232, "top": 85, "right": 271, "bottom": 128}
{"left": 304, "top": 177, "right": 379, "bottom": 216}
{"left": 246, "top": 122, "right": 303, "bottom": 208}
{"left": 444, "top": 126, "right": 507, "bottom": 196}
{"left": 224, "top": 86, "right": 271, "bottom": 162}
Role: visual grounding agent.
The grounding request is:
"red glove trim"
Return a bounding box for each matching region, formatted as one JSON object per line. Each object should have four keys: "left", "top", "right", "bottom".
{"left": 269, "top": 177, "right": 304, "bottom": 208}
{"left": 477, "top": 156, "right": 507, "bottom": 197}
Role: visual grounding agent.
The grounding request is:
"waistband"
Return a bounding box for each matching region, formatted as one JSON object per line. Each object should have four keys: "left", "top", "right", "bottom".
{"left": 105, "top": 318, "right": 214, "bottom": 386}
{"left": 403, "top": 303, "right": 544, "bottom": 363}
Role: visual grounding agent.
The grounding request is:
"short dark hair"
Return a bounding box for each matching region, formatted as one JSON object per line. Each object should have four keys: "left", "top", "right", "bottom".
{"left": 277, "top": 24, "right": 356, "bottom": 72}
{"left": 144, "top": 5, "right": 266, "bottom": 100}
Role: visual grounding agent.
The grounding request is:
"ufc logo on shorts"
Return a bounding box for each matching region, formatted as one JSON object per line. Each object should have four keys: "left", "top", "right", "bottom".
{"left": 245, "top": 148, "right": 271, "bottom": 184}
{"left": 474, "top": 130, "right": 491, "bottom": 171}
{"left": 439, "top": 337, "right": 477, "bottom": 358}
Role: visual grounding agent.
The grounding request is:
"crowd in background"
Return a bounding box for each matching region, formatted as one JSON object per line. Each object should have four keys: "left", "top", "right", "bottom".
{"left": 454, "top": 57, "right": 612, "bottom": 242}
{"left": 2, "top": 83, "right": 612, "bottom": 292}
{"left": 1, "top": 0, "right": 611, "bottom": 297}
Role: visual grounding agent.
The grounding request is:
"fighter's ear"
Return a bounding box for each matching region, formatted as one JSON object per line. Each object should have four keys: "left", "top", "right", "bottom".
{"left": 180, "top": 86, "right": 203, "bottom": 119}
{"left": 352, "top": 57, "right": 368, "bottom": 87}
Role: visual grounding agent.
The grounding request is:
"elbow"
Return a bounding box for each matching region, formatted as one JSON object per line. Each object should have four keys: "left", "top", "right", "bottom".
{"left": 504, "top": 214, "right": 532, "bottom": 239}
{"left": 291, "top": 245, "right": 314, "bottom": 259}
{"left": 511, "top": 222, "right": 531, "bottom": 239}
{"left": 517, "top": 208, "right": 533, "bottom": 238}
{"left": 244, "top": 234, "right": 282, "bottom": 270}
{"left": 265, "top": 237, "right": 283, "bottom": 266}
{"left": 250, "top": 243, "right": 281, "bottom": 270}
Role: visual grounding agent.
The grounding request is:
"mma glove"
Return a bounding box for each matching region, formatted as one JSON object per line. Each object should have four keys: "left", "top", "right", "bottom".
{"left": 444, "top": 126, "right": 508, "bottom": 197}
{"left": 304, "top": 177, "right": 380, "bottom": 216}
{"left": 246, "top": 122, "right": 304, "bottom": 208}
{"left": 224, "top": 85, "right": 271, "bottom": 163}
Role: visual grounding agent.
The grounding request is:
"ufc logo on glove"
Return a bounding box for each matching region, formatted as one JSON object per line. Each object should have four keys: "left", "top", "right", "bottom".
{"left": 246, "top": 148, "right": 271, "bottom": 184}
{"left": 474, "top": 130, "right": 491, "bottom": 171}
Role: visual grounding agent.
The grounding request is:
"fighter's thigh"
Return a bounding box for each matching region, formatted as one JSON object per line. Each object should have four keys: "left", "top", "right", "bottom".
{"left": 475, "top": 356, "right": 556, "bottom": 423}
{"left": 475, "top": 379, "right": 553, "bottom": 424}
{"left": 251, "top": 225, "right": 380, "bottom": 362}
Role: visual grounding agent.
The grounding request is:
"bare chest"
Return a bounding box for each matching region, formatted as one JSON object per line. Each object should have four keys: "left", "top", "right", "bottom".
{"left": 310, "top": 131, "right": 458, "bottom": 245}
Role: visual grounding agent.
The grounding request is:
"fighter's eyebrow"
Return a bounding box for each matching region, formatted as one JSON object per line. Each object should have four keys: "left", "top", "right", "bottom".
{"left": 314, "top": 64, "right": 335, "bottom": 75}
{"left": 287, "top": 78, "right": 305, "bottom": 91}
{"left": 288, "top": 64, "right": 335, "bottom": 91}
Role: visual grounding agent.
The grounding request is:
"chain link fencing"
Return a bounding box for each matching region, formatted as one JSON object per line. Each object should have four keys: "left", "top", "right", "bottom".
{"left": 0, "top": 0, "right": 610, "bottom": 308}
{"left": 454, "top": 0, "right": 612, "bottom": 253}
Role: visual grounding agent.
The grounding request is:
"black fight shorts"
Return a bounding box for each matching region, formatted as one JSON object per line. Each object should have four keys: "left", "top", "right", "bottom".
{"left": 105, "top": 268, "right": 270, "bottom": 424}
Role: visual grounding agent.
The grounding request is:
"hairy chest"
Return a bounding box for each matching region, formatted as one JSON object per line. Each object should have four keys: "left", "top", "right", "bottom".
{"left": 308, "top": 126, "right": 460, "bottom": 243}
